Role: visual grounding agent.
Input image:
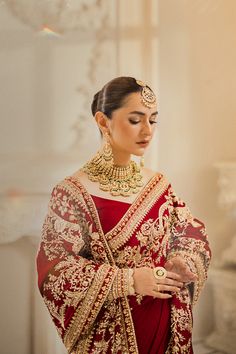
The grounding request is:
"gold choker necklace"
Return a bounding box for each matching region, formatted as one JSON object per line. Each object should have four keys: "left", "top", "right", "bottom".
{"left": 82, "top": 151, "right": 144, "bottom": 197}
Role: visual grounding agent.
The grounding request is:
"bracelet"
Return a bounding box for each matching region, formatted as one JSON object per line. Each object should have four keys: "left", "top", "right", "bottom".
{"left": 128, "top": 268, "right": 135, "bottom": 295}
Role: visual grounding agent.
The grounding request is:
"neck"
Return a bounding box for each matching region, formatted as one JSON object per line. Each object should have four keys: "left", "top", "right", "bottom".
{"left": 82, "top": 148, "right": 143, "bottom": 196}
{"left": 112, "top": 148, "right": 131, "bottom": 167}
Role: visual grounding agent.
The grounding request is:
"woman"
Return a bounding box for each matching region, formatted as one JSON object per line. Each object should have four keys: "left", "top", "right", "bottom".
{"left": 37, "top": 77, "right": 211, "bottom": 354}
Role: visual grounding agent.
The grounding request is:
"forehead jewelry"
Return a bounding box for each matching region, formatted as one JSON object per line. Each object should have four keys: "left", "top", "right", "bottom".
{"left": 136, "top": 79, "right": 157, "bottom": 108}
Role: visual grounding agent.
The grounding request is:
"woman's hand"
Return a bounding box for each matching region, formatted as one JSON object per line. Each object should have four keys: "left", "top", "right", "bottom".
{"left": 165, "top": 255, "right": 197, "bottom": 283}
{"left": 133, "top": 267, "right": 183, "bottom": 299}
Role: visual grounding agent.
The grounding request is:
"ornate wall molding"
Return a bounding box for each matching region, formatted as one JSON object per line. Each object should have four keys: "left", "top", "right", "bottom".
{"left": 3, "top": 0, "right": 108, "bottom": 34}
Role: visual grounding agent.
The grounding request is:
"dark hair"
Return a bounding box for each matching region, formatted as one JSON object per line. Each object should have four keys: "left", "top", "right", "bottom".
{"left": 91, "top": 76, "right": 153, "bottom": 118}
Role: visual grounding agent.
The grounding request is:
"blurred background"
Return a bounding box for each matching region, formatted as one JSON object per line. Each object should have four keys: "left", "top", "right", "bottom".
{"left": 0, "top": 0, "right": 236, "bottom": 353}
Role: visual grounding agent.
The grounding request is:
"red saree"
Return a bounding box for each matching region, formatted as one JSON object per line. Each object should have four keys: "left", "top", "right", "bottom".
{"left": 36, "top": 174, "right": 211, "bottom": 353}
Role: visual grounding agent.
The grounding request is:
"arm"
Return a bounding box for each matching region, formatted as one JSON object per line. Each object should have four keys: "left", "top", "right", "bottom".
{"left": 36, "top": 182, "right": 131, "bottom": 352}
{"left": 166, "top": 187, "right": 211, "bottom": 304}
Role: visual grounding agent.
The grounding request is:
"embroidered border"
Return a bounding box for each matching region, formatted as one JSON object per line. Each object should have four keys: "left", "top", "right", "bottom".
{"left": 107, "top": 175, "right": 169, "bottom": 251}
{"left": 62, "top": 177, "right": 140, "bottom": 353}
{"left": 67, "top": 177, "right": 116, "bottom": 266}
{"left": 64, "top": 264, "right": 116, "bottom": 352}
{"left": 168, "top": 250, "right": 207, "bottom": 305}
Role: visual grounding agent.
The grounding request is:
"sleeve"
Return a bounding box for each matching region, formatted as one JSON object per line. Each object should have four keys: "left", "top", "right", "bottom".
{"left": 167, "top": 187, "right": 211, "bottom": 305}
{"left": 36, "top": 183, "right": 132, "bottom": 353}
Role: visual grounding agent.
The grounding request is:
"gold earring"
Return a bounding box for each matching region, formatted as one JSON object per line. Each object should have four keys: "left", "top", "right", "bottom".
{"left": 140, "top": 156, "right": 144, "bottom": 168}
{"left": 102, "top": 132, "right": 113, "bottom": 165}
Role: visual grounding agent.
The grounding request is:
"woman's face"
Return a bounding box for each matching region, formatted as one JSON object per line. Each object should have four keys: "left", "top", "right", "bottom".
{"left": 107, "top": 92, "right": 158, "bottom": 158}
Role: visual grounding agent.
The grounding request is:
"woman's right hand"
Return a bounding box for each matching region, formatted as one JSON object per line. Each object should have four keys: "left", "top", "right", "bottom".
{"left": 133, "top": 267, "right": 183, "bottom": 299}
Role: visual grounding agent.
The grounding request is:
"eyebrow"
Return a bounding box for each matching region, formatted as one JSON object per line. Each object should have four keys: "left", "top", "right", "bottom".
{"left": 128, "top": 110, "right": 158, "bottom": 116}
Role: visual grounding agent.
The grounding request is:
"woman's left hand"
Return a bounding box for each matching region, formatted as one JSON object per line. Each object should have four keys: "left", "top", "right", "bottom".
{"left": 164, "top": 255, "right": 197, "bottom": 284}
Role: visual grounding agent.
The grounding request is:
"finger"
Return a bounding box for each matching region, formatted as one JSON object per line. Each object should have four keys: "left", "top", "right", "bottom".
{"left": 185, "top": 273, "right": 198, "bottom": 282}
{"left": 157, "top": 285, "right": 180, "bottom": 293}
{"left": 169, "top": 257, "right": 188, "bottom": 272}
{"left": 177, "top": 261, "right": 189, "bottom": 274}
{"left": 187, "top": 270, "right": 197, "bottom": 279}
{"left": 166, "top": 271, "right": 182, "bottom": 281}
{"left": 151, "top": 291, "right": 172, "bottom": 299}
{"left": 157, "top": 278, "right": 183, "bottom": 288}
{"left": 164, "top": 260, "right": 174, "bottom": 271}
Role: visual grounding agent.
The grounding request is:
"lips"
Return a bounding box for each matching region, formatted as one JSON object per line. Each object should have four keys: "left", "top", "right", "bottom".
{"left": 136, "top": 141, "right": 149, "bottom": 147}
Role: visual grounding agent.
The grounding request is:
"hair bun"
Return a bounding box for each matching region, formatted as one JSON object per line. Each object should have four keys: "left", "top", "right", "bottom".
{"left": 91, "top": 91, "right": 101, "bottom": 116}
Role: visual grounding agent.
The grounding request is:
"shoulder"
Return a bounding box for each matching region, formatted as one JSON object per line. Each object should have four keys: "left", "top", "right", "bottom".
{"left": 142, "top": 167, "right": 160, "bottom": 179}
{"left": 141, "top": 167, "right": 169, "bottom": 184}
{"left": 53, "top": 168, "right": 87, "bottom": 190}
{"left": 50, "top": 170, "right": 85, "bottom": 201}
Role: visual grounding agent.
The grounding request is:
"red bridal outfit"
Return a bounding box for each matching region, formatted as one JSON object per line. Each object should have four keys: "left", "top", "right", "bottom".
{"left": 36, "top": 174, "right": 211, "bottom": 354}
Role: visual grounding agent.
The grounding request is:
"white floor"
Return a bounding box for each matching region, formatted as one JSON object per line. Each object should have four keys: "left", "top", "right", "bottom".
{"left": 193, "top": 341, "right": 227, "bottom": 354}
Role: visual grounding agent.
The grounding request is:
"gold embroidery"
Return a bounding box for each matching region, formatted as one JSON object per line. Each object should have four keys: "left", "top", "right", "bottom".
{"left": 68, "top": 177, "right": 116, "bottom": 266}
{"left": 63, "top": 177, "right": 140, "bottom": 353}
{"left": 64, "top": 264, "right": 117, "bottom": 352}
{"left": 166, "top": 289, "right": 193, "bottom": 353}
{"left": 164, "top": 186, "right": 211, "bottom": 352}
{"left": 107, "top": 175, "right": 168, "bottom": 252}
{"left": 38, "top": 176, "right": 210, "bottom": 353}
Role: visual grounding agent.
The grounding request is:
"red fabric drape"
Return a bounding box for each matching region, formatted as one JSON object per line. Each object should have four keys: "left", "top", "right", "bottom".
{"left": 37, "top": 175, "right": 210, "bottom": 353}
{"left": 92, "top": 195, "right": 171, "bottom": 354}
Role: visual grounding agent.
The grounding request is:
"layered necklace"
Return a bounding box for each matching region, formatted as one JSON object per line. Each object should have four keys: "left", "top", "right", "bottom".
{"left": 82, "top": 149, "right": 144, "bottom": 197}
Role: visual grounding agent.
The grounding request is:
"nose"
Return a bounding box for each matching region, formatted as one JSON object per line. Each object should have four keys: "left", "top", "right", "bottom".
{"left": 142, "top": 121, "right": 152, "bottom": 136}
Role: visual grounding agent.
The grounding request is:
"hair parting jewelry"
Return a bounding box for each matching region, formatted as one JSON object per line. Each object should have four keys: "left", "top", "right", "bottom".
{"left": 136, "top": 79, "right": 157, "bottom": 109}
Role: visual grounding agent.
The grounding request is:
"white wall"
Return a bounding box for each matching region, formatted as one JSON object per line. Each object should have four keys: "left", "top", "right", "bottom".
{"left": 158, "top": 0, "right": 236, "bottom": 339}
{"left": 0, "top": 239, "right": 33, "bottom": 354}
{"left": 1, "top": 0, "right": 235, "bottom": 351}
{"left": 0, "top": 1, "right": 159, "bottom": 353}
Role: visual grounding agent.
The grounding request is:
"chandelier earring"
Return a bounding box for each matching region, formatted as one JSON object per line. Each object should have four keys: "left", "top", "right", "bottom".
{"left": 82, "top": 129, "right": 144, "bottom": 196}
{"left": 101, "top": 132, "right": 114, "bottom": 165}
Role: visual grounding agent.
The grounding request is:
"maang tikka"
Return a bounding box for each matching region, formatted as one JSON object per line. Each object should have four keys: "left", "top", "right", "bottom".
{"left": 136, "top": 79, "right": 157, "bottom": 109}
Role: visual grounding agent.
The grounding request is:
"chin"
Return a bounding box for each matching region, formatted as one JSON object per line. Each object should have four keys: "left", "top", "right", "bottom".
{"left": 132, "top": 150, "right": 145, "bottom": 157}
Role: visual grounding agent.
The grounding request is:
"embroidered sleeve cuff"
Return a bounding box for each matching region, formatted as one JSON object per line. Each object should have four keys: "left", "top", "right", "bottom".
{"left": 108, "top": 268, "right": 135, "bottom": 301}
{"left": 167, "top": 251, "right": 207, "bottom": 305}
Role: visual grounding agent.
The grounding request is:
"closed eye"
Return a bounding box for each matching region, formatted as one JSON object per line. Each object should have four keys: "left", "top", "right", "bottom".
{"left": 129, "top": 119, "right": 140, "bottom": 125}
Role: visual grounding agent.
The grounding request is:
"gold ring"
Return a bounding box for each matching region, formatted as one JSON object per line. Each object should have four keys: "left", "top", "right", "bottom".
{"left": 153, "top": 285, "right": 160, "bottom": 293}
{"left": 153, "top": 267, "right": 167, "bottom": 280}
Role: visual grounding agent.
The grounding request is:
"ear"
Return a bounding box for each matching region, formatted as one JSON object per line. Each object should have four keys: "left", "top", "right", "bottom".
{"left": 95, "top": 111, "right": 110, "bottom": 135}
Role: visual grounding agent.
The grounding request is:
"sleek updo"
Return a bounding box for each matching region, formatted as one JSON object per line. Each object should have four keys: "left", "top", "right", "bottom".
{"left": 91, "top": 76, "right": 154, "bottom": 118}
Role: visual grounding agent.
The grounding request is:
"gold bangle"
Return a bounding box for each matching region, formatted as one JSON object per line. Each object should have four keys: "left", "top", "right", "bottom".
{"left": 128, "top": 269, "right": 135, "bottom": 295}
{"left": 153, "top": 267, "right": 167, "bottom": 280}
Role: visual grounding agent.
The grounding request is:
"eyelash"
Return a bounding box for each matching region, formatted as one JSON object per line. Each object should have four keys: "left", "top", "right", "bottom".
{"left": 129, "top": 119, "right": 157, "bottom": 125}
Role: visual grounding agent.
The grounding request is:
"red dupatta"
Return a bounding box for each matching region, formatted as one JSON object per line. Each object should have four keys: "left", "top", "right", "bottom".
{"left": 36, "top": 174, "right": 211, "bottom": 353}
